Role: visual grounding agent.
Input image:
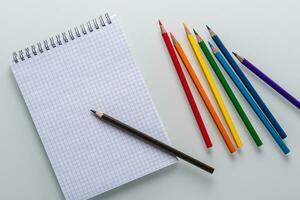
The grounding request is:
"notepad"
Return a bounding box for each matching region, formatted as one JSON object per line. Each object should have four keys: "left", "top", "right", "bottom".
{"left": 10, "top": 14, "right": 177, "bottom": 200}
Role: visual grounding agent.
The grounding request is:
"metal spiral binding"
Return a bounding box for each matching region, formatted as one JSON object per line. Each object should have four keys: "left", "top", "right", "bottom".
{"left": 12, "top": 13, "right": 112, "bottom": 63}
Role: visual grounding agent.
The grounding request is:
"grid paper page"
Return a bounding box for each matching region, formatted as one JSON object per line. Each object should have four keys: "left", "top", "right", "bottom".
{"left": 10, "top": 15, "right": 177, "bottom": 200}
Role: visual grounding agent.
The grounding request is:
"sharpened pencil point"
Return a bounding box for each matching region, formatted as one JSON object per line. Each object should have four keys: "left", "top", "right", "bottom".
{"left": 208, "top": 41, "right": 214, "bottom": 48}
{"left": 159, "top": 20, "right": 167, "bottom": 33}
{"left": 183, "top": 23, "right": 191, "bottom": 35}
{"left": 90, "top": 109, "right": 96, "bottom": 114}
{"left": 208, "top": 41, "right": 218, "bottom": 53}
{"left": 193, "top": 29, "right": 203, "bottom": 42}
{"left": 206, "top": 25, "right": 216, "bottom": 37}
{"left": 170, "top": 32, "right": 177, "bottom": 44}
{"left": 232, "top": 52, "right": 244, "bottom": 62}
{"left": 193, "top": 29, "right": 198, "bottom": 35}
{"left": 158, "top": 19, "right": 162, "bottom": 26}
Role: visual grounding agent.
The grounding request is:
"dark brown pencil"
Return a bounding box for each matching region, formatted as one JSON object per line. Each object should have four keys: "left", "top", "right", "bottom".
{"left": 90, "top": 109, "right": 214, "bottom": 174}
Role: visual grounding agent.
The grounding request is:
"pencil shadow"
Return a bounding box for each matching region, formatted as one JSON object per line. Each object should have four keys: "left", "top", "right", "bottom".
{"left": 206, "top": 147, "right": 213, "bottom": 156}
{"left": 229, "top": 151, "right": 238, "bottom": 161}
{"left": 256, "top": 146, "right": 263, "bottom": 154}
{"left": 266, "top": 137, "right": 291, "bottom": 162}
{"left": 237, "top": 148, "right": 243, "bottom": 156}
{"left": 90, "top": 162, "right": 214, "bottom": 200}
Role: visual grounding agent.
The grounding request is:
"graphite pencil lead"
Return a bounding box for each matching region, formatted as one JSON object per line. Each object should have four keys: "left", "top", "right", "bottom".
{"left": 232, "top": 52, "right": 244, "bottom": 63}
{"left": 90, "top": 109, "right": 96, "bottom": 114}
{"left": 183, "top": 23, "right": 192, "bottom": 35}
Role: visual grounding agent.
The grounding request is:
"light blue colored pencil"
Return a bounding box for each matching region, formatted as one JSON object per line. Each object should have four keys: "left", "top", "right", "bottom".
{"left": 209, "top": 42, "right": 289, "bottom": 155}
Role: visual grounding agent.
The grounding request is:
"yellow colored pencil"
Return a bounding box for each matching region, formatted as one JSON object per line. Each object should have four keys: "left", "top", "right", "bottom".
{"left": 183, "top": 24, "right": 243, "bottom": 148}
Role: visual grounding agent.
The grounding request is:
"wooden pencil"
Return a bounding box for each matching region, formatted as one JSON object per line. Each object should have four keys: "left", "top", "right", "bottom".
{"left": 184, "top": 24, "right": 243, "bottom": 148}
{"left": 159, "top": 21, "right": 212, "bottom": 148}
{"left": 193, "top": 29, "right": 262, "bottom": 147}
{"left": 170, "top": 33, "right": 236, "bottom": 153}
{"left": 209, "top": 42, "right": 290, "bottom": 155}
{"left": 207, "top": 26, "right": 287, "bottom": 140}
{"left": 90, "top": 110, "right": 215, "bottom": 173}
{"left": 233, "top": 52, "right": 300, "bottom": 110}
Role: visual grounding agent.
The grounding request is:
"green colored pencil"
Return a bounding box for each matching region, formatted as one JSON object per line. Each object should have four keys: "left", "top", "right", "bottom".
{"left": 193, "top": 29, "right": 262, "bottom": 147}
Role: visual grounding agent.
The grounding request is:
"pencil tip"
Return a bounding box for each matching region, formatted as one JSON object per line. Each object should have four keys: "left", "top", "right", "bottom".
{"left": 90, "top": 109, "right": 96, "bottom": 114}
{"left": 193, "top": 28, "right": 198, "bottom": 35}
{"left": 206, "top": 25, "right": 216, "bottom": 37}
{"left": 232, "top": 52, "right": 244, "bottom": 62}
{"left": 183, "top": 23, "right": 191, "bottom": 35}
{"left": 193, "top": 28, "right": 203, "bottom": 42}
{"left": 170, "top": 32, "right": 177, "bottom": 44}
{"left": 159, "top": 20, "right": 166, "bottom": 33}
{"left": 158, "top": 19, "right": 162, "bottom": 26}
{"left": 208, "top": 41, "right": 213, "bottom": 48}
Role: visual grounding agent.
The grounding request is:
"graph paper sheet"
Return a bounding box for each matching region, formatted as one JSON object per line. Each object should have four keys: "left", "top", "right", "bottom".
{"left": 10, "top": 16, "right": 177, "bottom": 200}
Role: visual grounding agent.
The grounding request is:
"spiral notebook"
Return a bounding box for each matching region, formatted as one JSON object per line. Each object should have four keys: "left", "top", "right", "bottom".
{"left": 10, "top": 14, "right": 177, "bottom": 200}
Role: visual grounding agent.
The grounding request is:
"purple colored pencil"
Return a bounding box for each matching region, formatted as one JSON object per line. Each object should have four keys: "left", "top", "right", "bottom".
{"left": 233, "top": 52, "right": 300, "bottom": 110}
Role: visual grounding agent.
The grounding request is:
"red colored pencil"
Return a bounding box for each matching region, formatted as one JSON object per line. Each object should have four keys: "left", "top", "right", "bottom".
{"left": 159, "top": 20, "right": 212, "bottom": 148}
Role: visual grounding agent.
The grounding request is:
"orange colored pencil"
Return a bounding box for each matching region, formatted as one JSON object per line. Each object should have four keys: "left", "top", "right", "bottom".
{"left": 170, "top": 33, "right": 236, "bottom": 153}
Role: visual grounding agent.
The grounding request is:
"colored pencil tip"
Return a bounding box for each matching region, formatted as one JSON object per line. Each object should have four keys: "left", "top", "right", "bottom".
{"left": 158, "top": 19, "right": 162, "bottom": 26}
{"left": 90, "top": 109, "right": 96, "bottom": 114}
{"left": 208, "top": 41, "right": 214, "bottom": 48}
{"left": 193, "top": 29, "right": 203, "bottom": 42}
{"left": 232, "top": 52, "right": 244, "bottom": 62}
{"left": 183, "top": 23, "right": 191, "bottom": 35}
{"left": 169, "top": 32, "right": 177, "bottom": 44}
{"left": 193, "top": 29, "right": 198, "bottom": 35}
{"left": 206, "top": 25, "right": 216, "bottom": 37}
{"left": 159, "top": 20, "right": 166, "bottom": 33}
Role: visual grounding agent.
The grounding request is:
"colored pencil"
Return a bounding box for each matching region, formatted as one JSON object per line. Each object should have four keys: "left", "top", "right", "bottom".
{"left": 193, "top": 30, "right": 262, "bottom": 147}
{"left": 233, "top": 52, "right": 300, "bottom": 110}
{"left": 209, "top": 43, "right": 290, "bottom": 154}
{"left": 207, "top": 26, "right": 287, "bottom": 139}
{"left": 90, "top": 110, "right": 215, "bottom": 173}
{"left": 184, "top": 24, "right": 243, "bottom": 148}
{"left": 170, "top": 33, "right": 236, "bottom": 153}
{"left": 159, "top": 21, "right": 212, "bottom": 148}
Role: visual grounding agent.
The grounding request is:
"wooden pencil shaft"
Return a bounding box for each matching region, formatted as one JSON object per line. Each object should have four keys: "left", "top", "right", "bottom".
{"left": 159, "top": 24, "right": 212, "bottom": 148}
{"left": 211, "top": 49, "right": 290, "bottom": 154}
{"left": 199, "top": 41, "right": 262, "bottom": 147}
{"left": 210, "top": 30, "right": 287, "bottom": 140}
{"left": 95, "top": 112, "right": 214, "bottom": 174}
{"left": 185, "top": 26, "right": 243, "bottom": 148}
{"left": 238, "top": 56, "right": 300, "bottom": 110}
{"left": 171, "top": 35, "right": 236, "bottom": 153}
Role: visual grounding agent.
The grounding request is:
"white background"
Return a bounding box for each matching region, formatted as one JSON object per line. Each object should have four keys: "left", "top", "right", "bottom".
{"left": 0, "top": 0, "right": 299, "bottom": 199}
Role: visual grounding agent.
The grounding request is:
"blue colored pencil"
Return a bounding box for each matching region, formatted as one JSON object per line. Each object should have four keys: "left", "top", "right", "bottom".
{"left": 233, "top": 52, "right": 300, "bottom": 110}
{"left": 207, "top": 26, "right": 287, "bottom": 139}
{"left": 209, "top": 42, "right": 289, "bottom": 154}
